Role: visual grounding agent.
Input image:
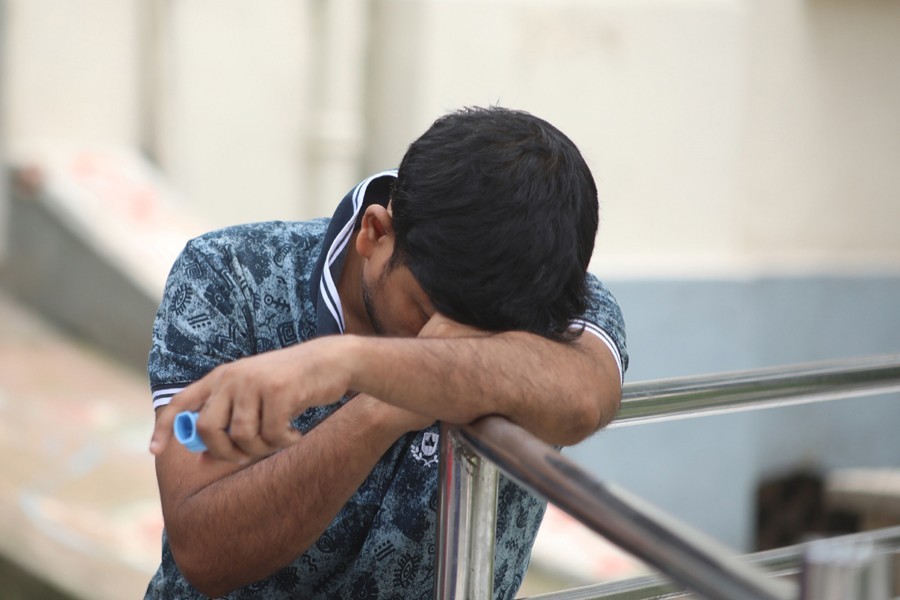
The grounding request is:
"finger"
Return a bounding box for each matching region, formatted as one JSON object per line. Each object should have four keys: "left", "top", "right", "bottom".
{"left": 260, "top": 395, "right": 303, "bottom": 450}
{"left": 150, "top": 381, "right": 208, "bottom": 455}
{"left": 229, "top": 393, "right": 277, "bottom": 458}
{"left": 197, "top": 389, "right": 251, "bottom": 463}
{"left": 231, "top": 431, "right": 274, "bottom": 459}
{"left": 417, "top": 312, "right": 444, "bottom": 338}
{"left": 419, "top": 312, "right": 492, "bottom": 339}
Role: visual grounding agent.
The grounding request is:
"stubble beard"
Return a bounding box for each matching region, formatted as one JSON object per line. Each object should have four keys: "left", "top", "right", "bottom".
{"left": 361, "top": 277, "right": 386, "bottom": 335}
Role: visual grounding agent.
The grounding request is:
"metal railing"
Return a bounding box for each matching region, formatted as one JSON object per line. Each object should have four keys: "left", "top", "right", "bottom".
{"left": 523, "top": 525, "right": 900, "bottom": 600}
{"left": 434, "top": 354, "right": 900, "bottom": 600}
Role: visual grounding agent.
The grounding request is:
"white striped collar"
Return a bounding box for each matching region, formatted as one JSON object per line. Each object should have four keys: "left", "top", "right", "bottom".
{"left": 314, "top": 170, "right": 397, "bottom": 336}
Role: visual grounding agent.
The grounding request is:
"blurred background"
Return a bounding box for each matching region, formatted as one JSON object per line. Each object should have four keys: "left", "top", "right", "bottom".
{"left": 0, "top": 0, "right": 898, "bottom": 598}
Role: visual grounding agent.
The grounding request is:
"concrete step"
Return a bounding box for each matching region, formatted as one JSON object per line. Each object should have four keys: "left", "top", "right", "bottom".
{"left": 0, "top": 289, "right": 161, "bottom": 599}
{"left": 3, "top": 149, "right": 205, "bottom": 372}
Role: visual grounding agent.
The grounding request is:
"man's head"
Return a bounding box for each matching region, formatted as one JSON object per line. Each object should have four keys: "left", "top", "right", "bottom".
{"left": 389, "top": 106, "right": 600, "bottom": 339}
{"left": 369, "top": 106, "right": 600, "bottom": 340}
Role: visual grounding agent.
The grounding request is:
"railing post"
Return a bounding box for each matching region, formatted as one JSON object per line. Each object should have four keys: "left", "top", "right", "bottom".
{"left": 801, "top": 537, "right": 891, "bottom": 600}
{"left": 615, "top": 354, "right": 900, "bottom": 427}
{"left": 434, "top": 422, "right": 499, "bottom": 599}
{"left": 459, "top": 417, "right": 798, "bottom": 600}
{"left": 432, "top": 356, "right": 900, "bottom": 600}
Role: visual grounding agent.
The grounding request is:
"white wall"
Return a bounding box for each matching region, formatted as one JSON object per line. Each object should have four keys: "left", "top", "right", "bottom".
{"left": 369, "top": 0, "right": 749, "bottom": 273}
{"left": 4, "top": 0, "right": 142, "bottom": 149}
{"left": 737, "top": 0, "right": 900, "bottom": 275}
{"left": 151, "top": 0, "right": 315, "bottom": 228}
{"left": 368, "top": 0, "right": 900, "bottom": 277}
{"left": 5, "top": 0, "right": 900, "bottom": 271}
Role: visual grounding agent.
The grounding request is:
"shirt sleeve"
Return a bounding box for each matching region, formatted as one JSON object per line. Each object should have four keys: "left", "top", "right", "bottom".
{"left": 148, "top": 232, "right": 253, "bottom": 409}
{"left": 569, "top": 273, "right": 628, "bottom": 383}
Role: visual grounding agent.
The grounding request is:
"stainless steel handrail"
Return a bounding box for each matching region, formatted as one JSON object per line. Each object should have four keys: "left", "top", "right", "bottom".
{"left": 520, "top": 526, "right": 900, "bottom": 599}
{"left": 454, "top": 417, "right": 796, "bottom": 600}
{"left": 434, "top": 354, "right": 900, "bottom": 600}
{"left": 434, "top": 422, "right": 500, "bottom": 599}
{"left": 614, "top": 354, "right": 900, "bottom": 427}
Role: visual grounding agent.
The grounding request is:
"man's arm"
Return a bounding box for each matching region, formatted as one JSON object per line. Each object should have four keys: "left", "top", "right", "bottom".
{"left": 352, "top": 324, "right": 621, "bottom": 444}
{"left": 151, "top": 316, "right": 621, "bottom": 461}
{"left": 154, "top": 394, "right": 431, "bottom": 597}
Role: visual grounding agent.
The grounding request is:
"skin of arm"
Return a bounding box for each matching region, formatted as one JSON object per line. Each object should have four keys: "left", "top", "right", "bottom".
{"left": 151, "top": 314, "right": 467, "bottom": 595}
{"left": 356, "top": 314, "right": 621, "bottom": 444}
{"left": 154, "top": 394, "right": 432, "bottom": 597}
{"left": 151, "top": 314, "right": 621, "bottom": 462}
{"left": 150, "top": 315, "right": 618, "bottom": 595}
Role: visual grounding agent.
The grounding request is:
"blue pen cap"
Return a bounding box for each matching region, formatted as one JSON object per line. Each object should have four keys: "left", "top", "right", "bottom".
{"left": 174, "top": 410, "right": 207, "bottom": 452}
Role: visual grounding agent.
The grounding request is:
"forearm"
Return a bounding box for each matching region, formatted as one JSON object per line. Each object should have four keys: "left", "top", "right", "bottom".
{"left": 149, "top": 325, "right": 620, "bottom": 464}
{"left": 160, "top": 396, "right": 407, "bottom": 597}
{"left": 345, "top": 331, "right": 620, "bottom": 445}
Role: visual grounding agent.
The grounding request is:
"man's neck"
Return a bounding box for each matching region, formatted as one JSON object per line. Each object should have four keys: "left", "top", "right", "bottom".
{"left": 336, "top": 232, "right": 374, "bottom": 335}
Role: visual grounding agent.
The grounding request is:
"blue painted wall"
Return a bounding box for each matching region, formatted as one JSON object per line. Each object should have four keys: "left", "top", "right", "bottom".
{"left": 568, "top": 275, "right": 900, "bottom": 551}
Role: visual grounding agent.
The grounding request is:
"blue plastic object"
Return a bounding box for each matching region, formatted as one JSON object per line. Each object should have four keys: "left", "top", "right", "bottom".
{"left": 174, "top": 410, "right": 207, "bottom": 452}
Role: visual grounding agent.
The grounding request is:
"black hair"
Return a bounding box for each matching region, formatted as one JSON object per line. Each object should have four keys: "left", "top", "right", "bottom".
{"left": 390, "top": 106, "right": 599, "bottom": 340}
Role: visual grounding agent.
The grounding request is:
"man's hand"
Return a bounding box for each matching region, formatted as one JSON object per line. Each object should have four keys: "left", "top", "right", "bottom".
{"left": 150, "top": 313, "right": 489, "bottom": 462}
{"left": 150, "top": 336, "right": 352, "bottom": 462}
{"left": 150, "top": 310, "right": 617, "bottom": 462}
{"left": 383, "top": 312, "right": 493, "bottom": 432}
{"left": 151, "top": 388, "right": 430, "bottom": 596}
{"left": 418, "top": 312, "right": 494, "bottom": 340}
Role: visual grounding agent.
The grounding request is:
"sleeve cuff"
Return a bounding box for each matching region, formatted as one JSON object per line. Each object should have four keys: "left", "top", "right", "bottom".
{"left": 151, "top": 384, "right": 190, "bottom": 409}
{"left": 569, "top": 319, "right": 624, "bottom": 384}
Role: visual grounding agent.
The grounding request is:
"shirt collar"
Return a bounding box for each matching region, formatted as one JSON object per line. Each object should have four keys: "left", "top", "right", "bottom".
{"left": 311, "top": 170, "right": 397, "bottom": 336}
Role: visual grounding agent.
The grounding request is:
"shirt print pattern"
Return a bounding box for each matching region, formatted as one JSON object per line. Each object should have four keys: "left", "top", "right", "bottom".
{"left": 145, "top": 218, "right": 627, "bottom": 598}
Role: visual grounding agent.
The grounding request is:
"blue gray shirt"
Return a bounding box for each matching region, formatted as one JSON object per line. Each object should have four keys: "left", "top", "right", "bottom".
{"left": 145, "top": 171, "right": 628, "bottom": 599}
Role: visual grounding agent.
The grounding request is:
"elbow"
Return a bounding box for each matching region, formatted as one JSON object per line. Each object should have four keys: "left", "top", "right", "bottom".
{"left": 579, "top": 356, "right": 622, "bottom": 435}
{"left": 563, "top": 380, "right": 622, "bottom": 445}
{"left": 594, "top": 381, "right": 622, "bottom": 432}
{"left": 167, "top": 524, "right": 240, "bottom": 598}
{"left": 559, "top": 403, "right": 604, "bottom": 446}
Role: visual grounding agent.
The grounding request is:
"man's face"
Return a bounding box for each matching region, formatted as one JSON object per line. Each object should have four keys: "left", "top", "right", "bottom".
{"left": 361, "top": 256, "right": 435, "bottom": 337}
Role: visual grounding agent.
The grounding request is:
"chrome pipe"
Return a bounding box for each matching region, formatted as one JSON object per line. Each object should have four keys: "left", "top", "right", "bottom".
{"left": 434, "top": 422, "right": 471, "bottom": 599}
{"left": 457, "top": 417, "right": 797, "bottom": 600}
{"left": 435, "top": 355, "right": 900, "bottom": 599}
{"left": 434, "top": 422, "right": 498, "bottom": 599}
{"left": 615, "top": 354, "right": 900, "bottom": 427}
{"left": 468, "top": 456, "right": 499, "bottom": 597}
{"left": 801, "top": 537, "right": 892, "bottom": 600}
{"left": 520, "top": 526, "right": 900, "bottom": 599}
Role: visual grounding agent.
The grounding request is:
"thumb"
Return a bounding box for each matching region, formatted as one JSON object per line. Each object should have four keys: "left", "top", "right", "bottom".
{"left": 149, "top": 382, "right": 206, "bottom": 455}
{"left": 150, "top": 406, "right": 176, "bottom": 455}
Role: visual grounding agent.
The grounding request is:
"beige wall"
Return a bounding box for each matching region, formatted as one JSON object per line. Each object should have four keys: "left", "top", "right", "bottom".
{"left": 738, "top": 0, "right": 900, "bottom": 275}
{"left": 3, "top": 0, "right": 899, "bottom": 274}
{"left": 3, "top": 0, "right": 316, "bottom": 230}
{"left": 369, "top": 0, "right": 749, "bottom": 275}
{"left": 4, "top": 0, "right": 142, "bottom": 149}
{"left": 368, "top": 0, "right": 900, "bottom": 277}
{"left": 151, "top": 0, "right": 315, "bottom": 227}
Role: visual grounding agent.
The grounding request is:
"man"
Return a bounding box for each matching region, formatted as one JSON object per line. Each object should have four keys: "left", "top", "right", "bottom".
{"left": 146, "top": 106, "right": 627, "bottom": 599}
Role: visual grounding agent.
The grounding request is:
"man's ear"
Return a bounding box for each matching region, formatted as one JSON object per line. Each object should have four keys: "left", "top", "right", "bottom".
{"left": 355, "top": 204, "right": 394, "bottom": 259}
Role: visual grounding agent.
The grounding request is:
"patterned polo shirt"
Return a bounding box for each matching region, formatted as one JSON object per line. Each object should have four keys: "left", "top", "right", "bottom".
{"left": 145, "top": 171, "right": 628, "bottom": 599}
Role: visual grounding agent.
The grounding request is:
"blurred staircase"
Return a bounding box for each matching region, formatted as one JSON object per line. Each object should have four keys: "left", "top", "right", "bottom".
{"left": 0, "top": 288, "right": 162, "bottom": 599}
{"left": 0, "top": 148, "right": 203, "bottom": 598}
